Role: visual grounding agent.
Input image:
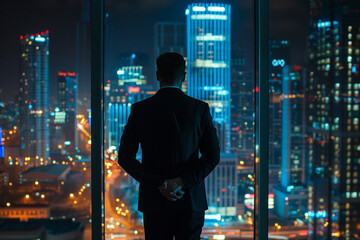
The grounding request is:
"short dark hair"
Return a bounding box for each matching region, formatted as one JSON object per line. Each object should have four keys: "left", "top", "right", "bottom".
{"left": 156, "top": 52, "right": 185, "bottom": 83}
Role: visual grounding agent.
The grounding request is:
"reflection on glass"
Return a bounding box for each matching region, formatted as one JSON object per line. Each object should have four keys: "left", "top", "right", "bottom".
{"left": 269, "top": 1, "right": 360, "bottom": 239}
{"left": 0, "top": 0, "right": 91, "bottom": 239}
{"left": 104, "top": 1, "right": 255, "bottom": 239}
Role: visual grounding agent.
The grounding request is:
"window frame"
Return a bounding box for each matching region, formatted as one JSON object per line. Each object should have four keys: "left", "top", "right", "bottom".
{"left": 90, "top": 0, "right": 269, "bottom": 239}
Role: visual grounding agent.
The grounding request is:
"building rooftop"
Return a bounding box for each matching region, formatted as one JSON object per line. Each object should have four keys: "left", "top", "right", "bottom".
{"left": 0, "top": 219, "right": 83, "bottom": 235}
{"left": 22, "top": 165, "right": 69, "bottom": 177}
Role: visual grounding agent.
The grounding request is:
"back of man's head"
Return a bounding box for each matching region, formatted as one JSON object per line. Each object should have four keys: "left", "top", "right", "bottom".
{"left": 156, "top": 52, "right": 185, "bottom": 84}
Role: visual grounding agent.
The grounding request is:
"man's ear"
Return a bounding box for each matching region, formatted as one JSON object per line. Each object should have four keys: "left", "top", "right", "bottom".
{"left": 182, "top": 71, "right": 187, "bottom": 82}
{"left": 156, "top": 71, "right": 160, "bottom": 82}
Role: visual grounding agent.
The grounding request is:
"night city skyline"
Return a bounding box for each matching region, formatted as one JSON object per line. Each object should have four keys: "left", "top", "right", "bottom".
{"left": 0, "top": 0, "right": 359, "bottom": 239}
{"left": 0, "top": 0, "right": 308, "bottom": 101}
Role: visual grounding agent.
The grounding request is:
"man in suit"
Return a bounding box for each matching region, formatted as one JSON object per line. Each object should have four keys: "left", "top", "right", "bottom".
{"left": 118, "top": 52, "right": 220, "bottom": 240}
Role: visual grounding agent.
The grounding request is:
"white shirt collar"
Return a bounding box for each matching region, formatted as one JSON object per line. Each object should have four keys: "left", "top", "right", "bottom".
{"left": 160, "top": 85, "right": 181, "bottom": 89}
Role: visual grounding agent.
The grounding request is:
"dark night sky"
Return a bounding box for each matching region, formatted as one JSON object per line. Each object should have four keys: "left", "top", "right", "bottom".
{"left": 0, "top": 0, "right": 308, "bottom": 102}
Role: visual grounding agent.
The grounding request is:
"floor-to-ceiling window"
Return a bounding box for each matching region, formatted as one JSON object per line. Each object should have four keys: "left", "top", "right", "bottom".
{"left": 0, "top": 1, "right": 92, "bottom": 239}
{"left": 102, "top": 1, "right": 256, "bottom": 239}
{"left": 268, "top": 1, "right": 360, "bottom": 239}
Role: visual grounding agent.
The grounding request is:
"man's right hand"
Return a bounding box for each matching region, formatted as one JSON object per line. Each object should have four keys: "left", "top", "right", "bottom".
{"left": 158, "top": 178, "right": 185, "bottom": 202}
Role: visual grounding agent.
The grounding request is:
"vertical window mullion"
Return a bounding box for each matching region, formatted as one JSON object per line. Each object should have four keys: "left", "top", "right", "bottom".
{"left": 91, "top": 0, "right": 104, "bottom": 239}
{"left": 254, "top": 0, "right": 269, "bottom": 239}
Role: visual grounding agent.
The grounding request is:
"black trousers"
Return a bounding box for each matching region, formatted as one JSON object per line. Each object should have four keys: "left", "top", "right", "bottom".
{"left": 143, "top": 209, "right": 205, "bottom": 240}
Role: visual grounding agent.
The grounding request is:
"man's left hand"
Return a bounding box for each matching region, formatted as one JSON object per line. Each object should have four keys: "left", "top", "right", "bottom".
{"left": 158, "top": 177, "right": 185, "bottom": 202}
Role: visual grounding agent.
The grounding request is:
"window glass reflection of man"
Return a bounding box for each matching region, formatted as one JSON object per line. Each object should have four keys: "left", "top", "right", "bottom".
{"left": 118, "top": 52, "right": 220, "bottom": 240}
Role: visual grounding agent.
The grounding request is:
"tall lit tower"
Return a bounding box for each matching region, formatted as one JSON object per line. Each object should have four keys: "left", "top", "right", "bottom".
{"left": 307, "top": 1, "right": 360, "bottom": 239}
{"left": 58, "top": 71, "right": 78, "bottom": 152}
{"left": 19, "top": 31, "right": 50, "bottom": 167}
{"left": 186, "top": 3, "right": 231, "bottom": 153}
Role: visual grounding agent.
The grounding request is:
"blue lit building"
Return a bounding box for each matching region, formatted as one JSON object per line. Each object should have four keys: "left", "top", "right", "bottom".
{"left": 19, "top": 31, "right": 50, "bottom": 167}
{"left": 58, "top": 71, "right": 78, "bottom": 152}
{"left": 269, "top": 40, "right": 290, "bottom": 169}
{"left": 186, "top": 3, "right": 231, "bottom": 153}
{"left": 0, "top": 127, "right": 4, "bottom": 165}
{"left": 116, "top": 66, "right": 146, "bottom": 87}
{"left": 273, "top": 65, "right": 308, "bottom": 219}
{"left": 108, "top": 103, "right": 131, "bottom": 149}
{"left": 186, "top": 3, "right": 237, "bottom": 219}
{"left": 106, "top": 64, "right": 154, "bottom": 149}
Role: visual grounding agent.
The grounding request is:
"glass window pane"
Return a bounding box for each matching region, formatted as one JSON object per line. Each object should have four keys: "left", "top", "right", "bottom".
{"left": 269, "top": 1, "right": 360, "bottom": 239}
{"left": 0, "top": 1, "right": 91, "bottom": 239}
{"left": 104, "top": 1, "right": 255, "bottom": 239}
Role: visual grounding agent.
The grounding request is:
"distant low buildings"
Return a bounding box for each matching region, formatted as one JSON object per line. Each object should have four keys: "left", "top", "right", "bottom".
{"left": 0, "top": 204, "right": 50, "bottom": 221}
{"left": 0, "top": 219, "right": 84, "bottom": 240}
{"left": 19, "top": 165, "right": 70, "bottom": 191}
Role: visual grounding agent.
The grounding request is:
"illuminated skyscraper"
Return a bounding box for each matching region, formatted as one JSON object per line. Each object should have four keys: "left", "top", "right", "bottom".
{"left": 186, "top": 3, "right": 231, "bottom": 153}
{"left": 230, "top": 45, "right": 254, "bottom": 162}
{"left": 108, "top": 103, "right": 131, "bottom": 149}
{"left": 307, "top": 1, "right": 360, "bottom": 239}
{"left": 273, "top": 65, "right": 307, "bottom": 219}
{"left": 58, "top": 71, "right": 78, "bottom": 152}
{"left": 269, "top": 40, "right": 290, "bottom": 168}
{"left": 0, "top": 127, "right": 4, "bottom": 166}
{"left": 19, "top": 31, "right": 50, "bottom": 167}
{"left": 106, "top": 65, "right": 153, "bottom": 149}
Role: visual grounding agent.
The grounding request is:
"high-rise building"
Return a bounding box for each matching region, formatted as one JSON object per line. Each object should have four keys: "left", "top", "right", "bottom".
{"left": 206, "top": 153, "right": 238, "bottom": 217}
{"left": 19, "top": 31, "right": 50, "bottom": 167}
{"left": 186, "top": 3, "right": 237, "bottom": 218}
{"left": 58, "top": 71, "right": 78, "bottom": 152}
{"left": 269, "top": 40, "right": 290, "bottom": 169}
{"left": 230, "top": 45, "right": 254, "bottom": 163}
{"left": 105, "top": 65, "right": 154, "bottom": 149}
{"left": 108, "top": 103, "right": 131, "bottom": 149}
{"left": 186, "top": 3, "right": 231, "bottom": 153}
{"left": 116, "top": 66, "right": 146, "bottom": 87}
{"left": 307, "top": 1, "right": 360, "bottom": 239}
{"left": 273, "top": 65, "right": 308, "bottom": 219}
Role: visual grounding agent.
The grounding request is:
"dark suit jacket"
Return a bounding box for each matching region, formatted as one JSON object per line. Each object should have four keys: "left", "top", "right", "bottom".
{"left": 118, "top": 87, "right": 220, "bottom": 213}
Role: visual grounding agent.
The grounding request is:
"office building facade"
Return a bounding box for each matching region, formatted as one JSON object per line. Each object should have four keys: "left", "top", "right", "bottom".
{"left": 19, "top": 31, "right": 50, "bottom": 167}
{"left": 58, "top": 71, "right": 78, "bottom": 152}
{"left": 274, "top": 65, "right": 308, "bottom": 219}
{"left": 186, "top": 3, "right": 231, "bottom": 153}
{"left": 307, "top": 1, "right": 360, "bottom": 238}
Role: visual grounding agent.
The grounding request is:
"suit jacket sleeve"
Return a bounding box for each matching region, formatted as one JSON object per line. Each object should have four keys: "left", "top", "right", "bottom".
{"left": 118, "top": 104, "right": 164, "bottom": 187}
{"left": 180, "top": 103, "right": 220, "bottom": 189}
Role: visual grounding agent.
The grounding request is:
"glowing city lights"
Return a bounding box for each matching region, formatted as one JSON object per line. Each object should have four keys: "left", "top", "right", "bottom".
{"left": 207, "top": 6, "right": 225, "bottom": 12}
{"left": 192, "top": 6, "right": 206, "bottom": 12}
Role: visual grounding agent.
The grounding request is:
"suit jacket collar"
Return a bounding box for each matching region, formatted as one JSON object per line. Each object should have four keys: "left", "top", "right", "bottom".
{"left": 156, "top": 87, "right": 184, "bottom": 95}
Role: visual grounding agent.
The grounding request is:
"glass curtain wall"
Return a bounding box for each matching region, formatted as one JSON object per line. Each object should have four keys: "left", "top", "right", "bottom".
{"left": 103, "top": 0, "right": 256, "bottom": 239}
{"left": 268, "top": 0, "right": 360, "bottom": 239}
{"left": 0, "top": 1, "right": 92, "bottom": 239}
